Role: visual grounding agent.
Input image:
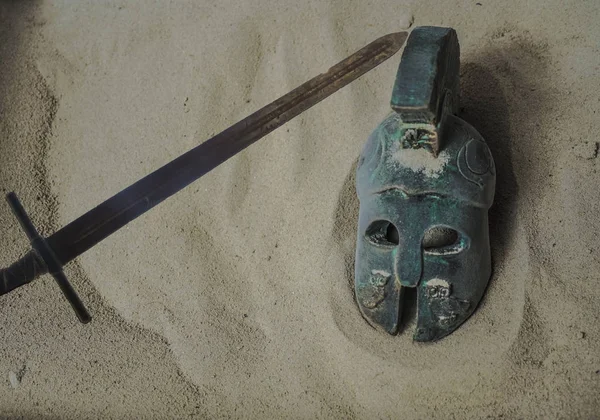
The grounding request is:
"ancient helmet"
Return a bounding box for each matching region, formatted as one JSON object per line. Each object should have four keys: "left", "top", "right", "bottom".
{"left": 354, "top": 26, "right": 496, "bottom": 341}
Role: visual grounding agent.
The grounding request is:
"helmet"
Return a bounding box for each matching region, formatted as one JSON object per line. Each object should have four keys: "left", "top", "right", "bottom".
{"left": 354, "top": 26, "right": 495, "bottom": 341}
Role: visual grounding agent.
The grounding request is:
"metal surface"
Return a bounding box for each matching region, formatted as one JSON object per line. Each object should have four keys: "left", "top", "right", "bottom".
{"left": 0, "top": 32, "right": 407, "bottom": 322}
{"left": 354, "top": 26, "right": 496, "bottom": 341}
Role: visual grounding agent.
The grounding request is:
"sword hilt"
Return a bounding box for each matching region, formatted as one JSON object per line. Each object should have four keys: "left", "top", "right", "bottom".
{"left": 1, "top": 192, "right": 91, "bottom": 323}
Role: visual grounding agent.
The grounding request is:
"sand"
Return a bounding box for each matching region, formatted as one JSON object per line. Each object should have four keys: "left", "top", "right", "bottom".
{"left": 0, "top": 0, "right": 599, "bottom": 418}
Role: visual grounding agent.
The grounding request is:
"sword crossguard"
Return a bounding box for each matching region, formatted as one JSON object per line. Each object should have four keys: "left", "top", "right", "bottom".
{"left": 4, "top": 192, "right": 91, "bottom": 323}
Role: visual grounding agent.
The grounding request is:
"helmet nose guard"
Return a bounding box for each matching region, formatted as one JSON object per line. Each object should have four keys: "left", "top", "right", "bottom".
{"left": 354, "top": 26, "right": 496, "bottom": 342}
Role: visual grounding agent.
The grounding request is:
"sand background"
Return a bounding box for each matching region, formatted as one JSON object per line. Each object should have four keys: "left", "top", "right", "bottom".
{"left": 0, "top": 0, "right": 599, "bottom": 418}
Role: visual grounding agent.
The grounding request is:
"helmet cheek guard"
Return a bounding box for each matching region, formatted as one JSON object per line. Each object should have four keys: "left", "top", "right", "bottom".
{"left": 354, "top": 26, "right": 496, "bottom": 342}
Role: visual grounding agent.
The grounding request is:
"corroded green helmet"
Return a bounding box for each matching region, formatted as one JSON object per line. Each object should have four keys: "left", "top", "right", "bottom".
{"left": 355, "top": 27, "right": 495, "bottom": 341}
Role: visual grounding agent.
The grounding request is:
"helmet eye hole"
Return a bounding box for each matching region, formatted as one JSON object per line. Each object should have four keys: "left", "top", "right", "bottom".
{"left": 422, "top": 227, "right": 460, "bottom": 253}
{"left": 365, "top": 220, "right": 399, "bottom": 246}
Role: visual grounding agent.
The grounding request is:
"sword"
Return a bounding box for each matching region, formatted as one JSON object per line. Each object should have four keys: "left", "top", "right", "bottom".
{"left": 0, "top": 32, "right": 407, "bottom": 323}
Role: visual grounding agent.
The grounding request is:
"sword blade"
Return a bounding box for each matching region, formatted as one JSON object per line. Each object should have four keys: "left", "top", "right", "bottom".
{"left": 48, "top": 32, "right": 407, "bottom": 265}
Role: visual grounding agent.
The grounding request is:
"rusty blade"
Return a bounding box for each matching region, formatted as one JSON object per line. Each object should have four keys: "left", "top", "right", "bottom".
{"left": 47, "top": 32, "right": 408, "bottom": 266}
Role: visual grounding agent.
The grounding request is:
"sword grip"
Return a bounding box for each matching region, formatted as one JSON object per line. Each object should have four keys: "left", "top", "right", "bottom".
{"left": 0, "top": 249, "right": 47, "bottom": 295}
